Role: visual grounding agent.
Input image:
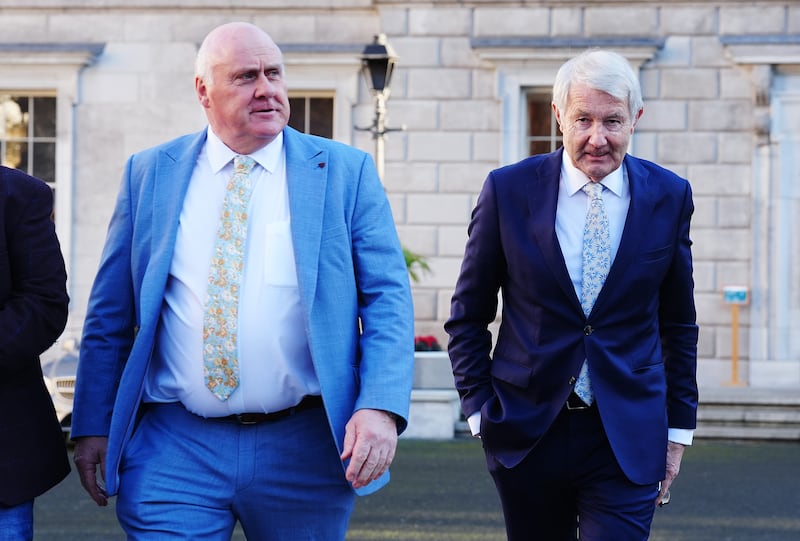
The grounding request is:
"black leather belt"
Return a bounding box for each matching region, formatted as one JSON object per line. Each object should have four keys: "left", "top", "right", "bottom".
{"left": 214, "top": 395, "right": 323, "bottom": 425}
{"left": 565, "top": 392, "right": 593, "bottom": 411}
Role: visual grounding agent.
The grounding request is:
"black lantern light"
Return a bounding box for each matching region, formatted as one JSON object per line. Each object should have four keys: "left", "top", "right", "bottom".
{"left": 360, "top": 34, "right": 397, "bottom": 97}
{"left": 355, "top": 34, "right": 403, "bottom": 180}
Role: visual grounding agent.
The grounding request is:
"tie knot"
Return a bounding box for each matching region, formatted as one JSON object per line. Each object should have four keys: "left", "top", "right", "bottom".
{"left": 581, "top": 182, "right": 603, "bottom": 200}
{"left": 233, "top": 155, "right": 256, "bottom": 175}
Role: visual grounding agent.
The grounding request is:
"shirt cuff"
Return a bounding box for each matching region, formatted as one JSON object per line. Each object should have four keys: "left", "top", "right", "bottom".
{"left": 467, "top": 412, "right": 481, "bottom": 436}
{"left": 668, "top": 428, "right": 694, "bottom": 446}
{"left": 471, "top": 413, "right": 694, "bottom": 444}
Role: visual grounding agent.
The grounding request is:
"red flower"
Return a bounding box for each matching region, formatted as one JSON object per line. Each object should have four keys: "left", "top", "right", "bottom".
{"left": 414, "top": 335, "right": 442, "bottom": 352}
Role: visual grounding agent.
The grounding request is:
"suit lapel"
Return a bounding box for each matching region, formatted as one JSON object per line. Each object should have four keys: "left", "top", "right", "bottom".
{"left": 528, "top": 150, "right": 582, "bottom": 308}
{"left": 592, "top": 155, "right": 656, "bottom": 313}
{"left": 152, "top": 132, "right": 205, "bottom": 252}
{"left": 284, "top": 128, "right": 327, "bottom": 312}
{"left": 143, "top": 131, "right": 207, "bottom": 318}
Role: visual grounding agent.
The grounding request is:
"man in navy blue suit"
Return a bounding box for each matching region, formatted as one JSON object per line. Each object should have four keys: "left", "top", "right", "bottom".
{"left": 446, "top": 49, "right": 698, "bottom": 540}
{"left": 0, "top": 166, "right": 70, "bottom": 540}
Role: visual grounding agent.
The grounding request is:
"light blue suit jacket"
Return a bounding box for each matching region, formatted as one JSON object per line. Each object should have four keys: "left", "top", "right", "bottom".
{"left": 72, "top": 127, "right": 414, "bottom": 496}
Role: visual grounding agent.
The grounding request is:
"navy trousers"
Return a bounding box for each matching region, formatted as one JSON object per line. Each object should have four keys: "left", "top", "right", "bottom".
{"left": 487, "top": 403, "right": 658, "bottom": 541}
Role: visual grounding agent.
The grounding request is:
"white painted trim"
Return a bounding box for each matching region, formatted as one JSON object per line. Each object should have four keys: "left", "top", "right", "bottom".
{"left": 282, "top": 52, "right": 361, "bottom": 144}
{"left": 474, "top": 46, "right": 659, "bottom": 164}
{"left": 0, "top": 47, "right": 103, "bottom": 299}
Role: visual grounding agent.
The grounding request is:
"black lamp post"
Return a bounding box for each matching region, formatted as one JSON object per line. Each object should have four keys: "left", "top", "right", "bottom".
{"left": 357, "top": 34, "right": 403, "bottom": 180}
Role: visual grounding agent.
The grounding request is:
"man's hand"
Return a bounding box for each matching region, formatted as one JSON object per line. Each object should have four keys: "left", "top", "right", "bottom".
{"left": 658, "top": 441, "right": 685, "bottom": 506}
{"left": 73, "top": 436, "right": 110, "bottom": 506}
{"left": 340, "top": 409, "right": 399, "bottom": 489}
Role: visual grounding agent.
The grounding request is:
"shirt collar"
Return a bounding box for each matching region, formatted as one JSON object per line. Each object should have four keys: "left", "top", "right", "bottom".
{"left": 205, "top": 127, "right": 284, "bottom": 175}
{"left": 560, "top": 149, "right": 627, "bottom": 199}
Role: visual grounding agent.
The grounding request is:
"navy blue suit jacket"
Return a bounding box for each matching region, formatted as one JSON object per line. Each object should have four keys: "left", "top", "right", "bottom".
{"left": 446, "top": 149, "right": 698, "bottom": 485}
{"left": 0, "top": 166, "right": 70, "bottom": 505}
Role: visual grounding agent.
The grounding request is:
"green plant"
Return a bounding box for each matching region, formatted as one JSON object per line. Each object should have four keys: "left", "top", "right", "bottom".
{"left": 403, "top": 247, "right": 430, "bottom": 283}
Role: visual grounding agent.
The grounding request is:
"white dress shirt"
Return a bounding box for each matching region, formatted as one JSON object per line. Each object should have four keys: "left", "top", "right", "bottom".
{"left": 144, "top": 128, "right": 320, "bottom": 417}
{"left": 469, "top": 150, "right": 693, "bottom": 445}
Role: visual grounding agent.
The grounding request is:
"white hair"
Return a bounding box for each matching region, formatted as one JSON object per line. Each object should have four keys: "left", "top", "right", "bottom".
{"left": 552, "top": 49, "right": 643, "bottom": 119}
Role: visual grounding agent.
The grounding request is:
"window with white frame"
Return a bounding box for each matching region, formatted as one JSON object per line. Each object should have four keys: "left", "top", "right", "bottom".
{"left": 1, "top": 93, "right": 57, "bottom": 187}
{"left": 0, "top": 43, "right": 104, "bottom": 282}
{"left": 524, "top": 88, "right": 561, "bottom": 156}
{"left": 471, "top": 38, "right": 660, "bottom": 164}
{"left": 288, "top": 93, "right": 334, "bottom": 139}
{"left": 281, "top": 46, "right": 362, "bottom": 144}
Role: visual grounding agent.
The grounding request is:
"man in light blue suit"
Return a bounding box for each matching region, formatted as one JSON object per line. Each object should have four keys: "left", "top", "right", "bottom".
{"left": 71, "top": 22, "right": 414, "bottom": 540}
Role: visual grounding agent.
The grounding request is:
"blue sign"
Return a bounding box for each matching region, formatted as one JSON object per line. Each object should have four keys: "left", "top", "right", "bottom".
{"left": 723, "top": 286, "right": 749, "bottom": 305}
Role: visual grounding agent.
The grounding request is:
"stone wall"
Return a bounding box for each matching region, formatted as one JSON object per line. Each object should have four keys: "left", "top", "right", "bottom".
{"left": 2, "top": 1, "right": 798, "bottom": 387}
{"left": 371, "top": 1, "right": 800, "bottom": 388}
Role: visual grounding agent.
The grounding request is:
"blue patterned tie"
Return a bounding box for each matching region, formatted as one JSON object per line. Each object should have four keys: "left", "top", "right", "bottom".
{"left": 575, "top": 182, "right": 610, "bottom": 405}
{"left": 203, "top": 155, "right": 256, "bottom": 401}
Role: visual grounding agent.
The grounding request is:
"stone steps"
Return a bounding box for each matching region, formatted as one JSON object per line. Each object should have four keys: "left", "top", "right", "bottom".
{"left": 406, "top": 352, "right": 800, "bottom": 442}
{"left": 696, "top": 387, "right": 800, "bottom": 440}
{"left": 454, "top": 387, "right": 800, "bottom": 441}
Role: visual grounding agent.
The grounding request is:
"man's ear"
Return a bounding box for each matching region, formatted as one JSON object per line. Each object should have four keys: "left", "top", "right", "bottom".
{"left": 196, "top": 77, "right": 210, "bottom": 108}
{"left": 552, "top": 102, "right": 564, "bottom": 133}
{"left": 632, "top": 107, "right": 644, "bottom": 129}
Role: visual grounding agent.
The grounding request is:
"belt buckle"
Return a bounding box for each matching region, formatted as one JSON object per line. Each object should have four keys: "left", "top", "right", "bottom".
{"left": 566, "top": 395, "right": 590, "bottom": 410}
{"left": 234, "top": 413, "right": 260, "bottom": 425}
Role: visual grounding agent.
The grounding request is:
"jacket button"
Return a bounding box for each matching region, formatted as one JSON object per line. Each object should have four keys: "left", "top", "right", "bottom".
{"left": 569, "top": 376, "right": 576, "bottom": 385}
{"left": 584, "top": 325, "right": 593, "bottom": 335}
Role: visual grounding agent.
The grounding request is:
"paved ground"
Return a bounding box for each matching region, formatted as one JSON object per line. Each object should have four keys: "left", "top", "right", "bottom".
{"left": 34, "top": 438, "right": 799, "bottom": 540}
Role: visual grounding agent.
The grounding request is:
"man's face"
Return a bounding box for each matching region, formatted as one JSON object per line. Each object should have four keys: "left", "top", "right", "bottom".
{"left": 196, "top": 27, "right": 290, "bottom": 154}
{"left": 553, "top": 83, "right": 642, "bottom": 182}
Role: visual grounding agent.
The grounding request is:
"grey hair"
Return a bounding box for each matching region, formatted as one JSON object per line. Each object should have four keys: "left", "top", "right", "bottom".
{"left": 552, "top": 49, "right": 643, "bottom": 119}
{"left": 195, "top": 35, "right": 213, "bottom": 83}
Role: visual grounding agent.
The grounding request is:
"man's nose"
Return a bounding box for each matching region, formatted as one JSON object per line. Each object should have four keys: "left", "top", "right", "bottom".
{"left": 255, "top": 73, "right": 276, "bottom": 97}
{"left": 587, "top": 121, "right": 608, "bottom": 146}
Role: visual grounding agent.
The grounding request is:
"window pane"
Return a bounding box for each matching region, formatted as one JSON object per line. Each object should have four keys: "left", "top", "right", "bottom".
{"left": 527, "top": 95, "right": 551, "bottom": 137}
{"left": 0, "top": 93, "right": 57, "bottom": 182}
{"left": 288, "top": 97, "right": 306, "bottom": 133}
{"left": 2, "top": 95, "right": 28, "bottom": 141}
{"left": 3, "top": 141, "right": 25, "bottom": 169}
{"left": 15, "top": 141, "right": 28, "bottom": 171}
{"left": 529, "top": 141, "right": 553, "bottom": 156}
{"left": 309, "top": 98, "right": 333, "bottom": 139}
{"left": 33, "top": 97, "right": 56, "bottom": 137}
{"left": 287, "top": 96, "right": 334, "bottom": 139}
{"left": 33, "top": 142, "right": 55, "bottom": 183}
{"left": 525, "top": 90, "right": 561, "bottom": 156}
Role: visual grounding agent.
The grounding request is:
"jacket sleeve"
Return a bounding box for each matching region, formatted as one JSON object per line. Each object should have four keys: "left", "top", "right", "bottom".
{"left": 445, "top": 172, "right": 504, "bottom": 418}
{"left": 71, "top": 158, "right": 138, "bottom": 438}
{"left": 659, "top": 181, "right": 699, "bottom": 430}
{"left": 0, "top": 171, "right": 69, "bottom": 371}
{"left": 349, "top": 152, "right": 415, "bottom": 433}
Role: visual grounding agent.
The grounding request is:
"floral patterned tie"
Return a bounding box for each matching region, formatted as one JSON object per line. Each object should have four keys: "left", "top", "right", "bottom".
{"left": 575, "top": 182, "right": 610, "bottom": 405}
{"left": 203, "top": 155, "right": 256, "bottom": 400}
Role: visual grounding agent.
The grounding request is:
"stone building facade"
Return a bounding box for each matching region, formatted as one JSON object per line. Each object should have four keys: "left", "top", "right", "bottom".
{"left": 2, "top": 0, "right": 798, "bottom": 389}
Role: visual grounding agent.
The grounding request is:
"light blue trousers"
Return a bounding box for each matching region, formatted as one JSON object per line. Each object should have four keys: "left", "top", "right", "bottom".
{"left": 116, "top": 402, "right": 355, "bottom": 540}
{"left": 0, "top": 500, "right": 33, "bottom": 541}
